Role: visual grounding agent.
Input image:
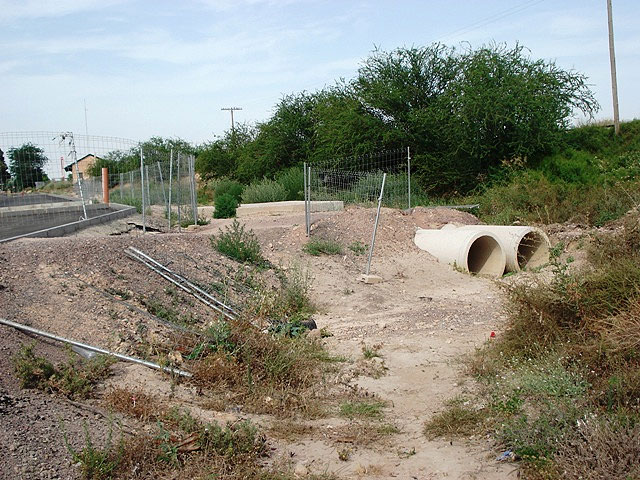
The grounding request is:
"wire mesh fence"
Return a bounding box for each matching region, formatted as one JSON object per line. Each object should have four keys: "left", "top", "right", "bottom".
{"left": 307, "top": 148, "right": 412, "bottom": 209}
{"left": 0, "top": 131, "right": 197, "bottom": 241}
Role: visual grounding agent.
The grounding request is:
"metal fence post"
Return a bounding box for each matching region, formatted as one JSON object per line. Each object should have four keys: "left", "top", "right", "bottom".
{"left": 307, "top": 165, "right": 311, "bottom": 235}
{"left": 119, "top": 173, "right": 124, "bottom": 201}
{"left": 303, "top": 162, "right": 309, "bottom": 236}
{"left": 190, "top": 155, "right": 198, "bottom": 227}
{"left": 366, "top": 173, "right": 386, "bottom": 276}
{"left": 168, "top": 149, "right": 173, "bottom": 230}
{"left": 176, "top": 152, "right": 182, "bottom": 233}
{"left": 407, "top": 146, "right": 411, "bottom": 210}
{"left": 140, "top": 148, "right": 146, "bottom": 233}
{"left": 157, "top": 161, "right": 167, "bottom": 211}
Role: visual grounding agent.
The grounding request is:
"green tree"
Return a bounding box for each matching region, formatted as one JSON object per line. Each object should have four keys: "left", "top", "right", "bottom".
{"left": 236, "top": 92, "right": 318, "bottom": 182}
{"left": 0, "top": 149, "right": 10, "bottom": 189}
{"left": 196, "top": 123, "right": 256, "bottom": 180}
{"left": 353, "top": 43, "right": 599, "bottom": 194}
{"left": 8, "top": 143, "right": 48, "bottom": 191}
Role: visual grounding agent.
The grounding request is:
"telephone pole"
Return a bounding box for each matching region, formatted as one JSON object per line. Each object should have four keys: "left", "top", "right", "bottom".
{"left": 221, "top": 107, "right": 242, "bottom": 134}
{"left": 607, "top": 0, "right": 620, "bottom": 135}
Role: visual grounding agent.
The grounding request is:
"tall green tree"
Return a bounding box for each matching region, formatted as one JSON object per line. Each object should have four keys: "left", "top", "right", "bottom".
{"left": 0, "top": 149, "right": 10, "bottom": 189}
{"left": 353, "top": 43, "right": 599, "bottom": 194}
{"left": 8, "top": 143, "right": 48, "bottom": 190}
{"left": 196, "top": 123, "right": 256, "bottom": 180}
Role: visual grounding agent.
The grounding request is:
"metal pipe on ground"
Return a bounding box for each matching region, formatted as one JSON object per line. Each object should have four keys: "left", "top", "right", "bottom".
{"left": 0, "top": 317, "right": 192, "bottom": 377}
{"left": 125, "top": 247, "right": 237, "bottom": 320}
{"left": 414, "top": 228, "right": 506, "bottom": 277}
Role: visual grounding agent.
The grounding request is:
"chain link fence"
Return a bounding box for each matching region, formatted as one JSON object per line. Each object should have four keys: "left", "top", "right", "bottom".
{"left": 307, "top": 148, "right": 412, "bottom": 208}
{"left": 0, "top": 132, "right": 196, "bottom": 241}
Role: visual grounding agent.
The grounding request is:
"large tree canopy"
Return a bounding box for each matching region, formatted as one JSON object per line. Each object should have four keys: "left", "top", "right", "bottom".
{"left": 8, "top": 143, "right": 48, "bottom": 191}
{"left": 194, "top": 43, "right": 599, "bottom": 194}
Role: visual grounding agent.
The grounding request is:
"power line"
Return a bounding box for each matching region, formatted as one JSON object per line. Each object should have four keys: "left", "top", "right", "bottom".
{"left": 433, "top": 0, "right": 547, "bottom": 44}
{"left": 221, "top": 107, "right": 242, "bottom": 133}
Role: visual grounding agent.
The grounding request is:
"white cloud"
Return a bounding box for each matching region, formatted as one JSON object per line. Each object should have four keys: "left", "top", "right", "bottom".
{"left": 0, "top": 0, "right": 124, "bottom": 22}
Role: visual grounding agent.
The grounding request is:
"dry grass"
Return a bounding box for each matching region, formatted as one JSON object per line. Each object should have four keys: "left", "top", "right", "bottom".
{"left": 555, "top": 417, "right": 640, "bottom": 480}
{"left": 190, "top": 319, "right": 334, "bottom": 417}
{"left": 103, "top": 387, "right": 164, "bottom": 421}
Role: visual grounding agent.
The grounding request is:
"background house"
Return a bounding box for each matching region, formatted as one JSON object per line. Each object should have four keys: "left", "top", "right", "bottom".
{"left": 64, "top": 154, "right": 100, "bottom": 183}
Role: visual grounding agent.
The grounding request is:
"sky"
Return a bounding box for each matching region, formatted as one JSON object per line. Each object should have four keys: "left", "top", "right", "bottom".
{"left": 1, "top": 0, "right": 639, "bottom": 145}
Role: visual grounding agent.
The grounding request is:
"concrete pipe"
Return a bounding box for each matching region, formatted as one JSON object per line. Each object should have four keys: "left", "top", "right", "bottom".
{"left": 457, "top": 225, "right": 550, "bottom": 272}
{"left": 414, "top": 228, "right": 506, "bottom": 277}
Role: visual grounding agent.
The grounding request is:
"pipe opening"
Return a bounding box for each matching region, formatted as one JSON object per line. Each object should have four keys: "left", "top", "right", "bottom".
{"left": 467, "top": 235, "right": 504, "bottom": 276}
{"left": 517, "top": 232, "right": 549, "bottom": 270}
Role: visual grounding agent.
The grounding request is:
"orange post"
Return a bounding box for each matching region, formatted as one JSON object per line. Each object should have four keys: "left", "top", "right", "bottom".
{"left": 102, "top": 167, "right": 109, "bottom": 204}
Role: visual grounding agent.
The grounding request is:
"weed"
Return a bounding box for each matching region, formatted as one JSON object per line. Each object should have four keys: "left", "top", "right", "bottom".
{"left": 303, "top": 238, "right": 344, "bottom": 256}
{"left": 13, "top": 345, "right": 113, "bottom": 399}
{"left": 423, "top": 404, "right": 484, "bottom": 439}
{"left": 339, "top": 400, "right": 385, "bottom": 419}
{"left": 241, "top": 178, "right": 288, "bottom": 204}
{"left": 338, "top": 447, "right": 352, "bottom": 461}
{"left": 13, "top": 344, "right": 56, "bottom": 390}
{"left": 211, "top": 220, "right": 265, "bottom": 266}
{"left": 103, "top": 387, "right": 161, "bottom": 421}
{"left": 179, "top": 214, "right": 211, "bottom": 228}
{"left": 361, "top": 343, "right": 382, "bottom": 359}
{"left": 104, "top": 287, "right": 130, "bottom": 300}
{"left": 348, "top": 241, "right": 367, "bottom": 256}
{"left": 214, "top": 193, "right": 238, "bottom": 218}
{"left": 63, "top": 421, "right": 122, "bottom": 480}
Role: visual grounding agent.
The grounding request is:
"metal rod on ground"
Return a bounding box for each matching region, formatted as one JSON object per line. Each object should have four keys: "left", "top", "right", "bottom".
{"left": 168, "top": 149, "right": 173, "bottom": 230}
{"left": 366, "top": 173, "right": 386, "bottom": 276}
{"left": 303, "top": 162, "right": 309, "bottom": 236}
{"left": 125, "top": 247, "right": 237, "bottom": 320}
{"left": 177, "top": 152, "right": 182, "bottom": 233}
{"left": 127, "top": 246, "right": 237, "bottom": 316}
{"left": 140, "top": 148, "right": 146, "bottom": 233}
{"left": 189, "top": 155, "right": 198, "bottom": 227}
{"left": 0, "top": 318, "right": 192, "bottom": 377}
{"left": 407, "top": 146, "right": 411, "bottom": 210}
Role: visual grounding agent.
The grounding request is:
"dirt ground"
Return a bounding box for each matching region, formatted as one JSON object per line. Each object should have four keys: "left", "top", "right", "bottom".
{"left": 0, "top": 206, "right": 518, "bottom": 479}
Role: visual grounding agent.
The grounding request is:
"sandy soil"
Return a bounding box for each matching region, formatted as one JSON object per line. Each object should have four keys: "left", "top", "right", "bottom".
{"left": 0, "top": 206, "right": 517, "bottom": 479}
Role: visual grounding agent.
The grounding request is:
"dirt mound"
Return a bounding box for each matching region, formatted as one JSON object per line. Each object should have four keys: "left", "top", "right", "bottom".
{"left": 300, "top": 205, "right": 480, "bottom": 255}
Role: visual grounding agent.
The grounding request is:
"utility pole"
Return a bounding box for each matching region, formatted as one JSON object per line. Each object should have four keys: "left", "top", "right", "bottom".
{"left": 221, "top": 107, "right": 242, "bottom": 134}
{"left": 607, "top": 0, "right": 620, "bottom": 135}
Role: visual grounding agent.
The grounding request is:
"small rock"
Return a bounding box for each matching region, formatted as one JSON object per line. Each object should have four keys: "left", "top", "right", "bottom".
{"left": 294, "top": 462, "right": 309, "bottom": 477}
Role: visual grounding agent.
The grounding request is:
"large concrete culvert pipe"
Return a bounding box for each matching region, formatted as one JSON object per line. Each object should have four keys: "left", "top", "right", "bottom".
{"left": 414, "top": 228, "right": 506, "bottom": 277}
{"left": 457, "top": 225, "right": 550, "bottom": 272}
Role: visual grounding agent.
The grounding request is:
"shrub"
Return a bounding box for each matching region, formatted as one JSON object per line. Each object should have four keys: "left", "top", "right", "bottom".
{"left": 13, "top": 345, "right": 113, "bottom": 399}
{"left": 64, "top": 422, "right": 122, "bottom": 480}
{"left": 241, "top": 178, "right": 287, "bottom": 204}
{"left": 213, "top": 178, "right": 243, "bottom": 202}
{"left": 276, "top": 166, "right": 304, "bottom": 200}
{"left": 213, "top": 193, "right": 238, "bottom": 219}
{"left": 210, "top": 219, "right": 264, "bottom": 265}
{"left": 303, "top": 238, "right": 343, "bottom": 256}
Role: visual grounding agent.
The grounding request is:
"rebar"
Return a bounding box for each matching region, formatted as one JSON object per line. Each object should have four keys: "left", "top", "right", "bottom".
{"left": 125, "top": 247, "right": 237, "bottom": 320}
{"left": 0, "top": 317, "right": 192, "bottom": 377}
{"left": 366, "top": 173, "right": 386, "bottom": 275}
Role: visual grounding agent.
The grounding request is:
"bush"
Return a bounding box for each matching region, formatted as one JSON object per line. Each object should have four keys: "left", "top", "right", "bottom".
{"left": 213, "top": 178, "right": 243, "bottom": 202}
{"left": 303, "top": 238, "right": 343, "bottom": 256}
{"left": 210, "top": 219, "right": 264, "bottom": 265}
{"left": 213, "top": 193, "right": 238, "bottom": 219}
{"left": 276, "top": 166, "right": 304, "bottom": 200}
{"left": 241, "top": 178, "right": 287, "bottom": 204}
